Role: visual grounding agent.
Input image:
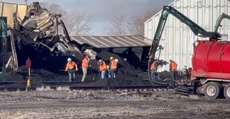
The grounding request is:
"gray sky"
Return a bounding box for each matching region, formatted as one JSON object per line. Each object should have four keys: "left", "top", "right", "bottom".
{"left": 4, "top": 0, "right": 173, "bottom": 35}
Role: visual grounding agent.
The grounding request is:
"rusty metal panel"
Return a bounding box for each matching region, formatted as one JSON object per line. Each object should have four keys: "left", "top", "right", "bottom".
{"left": 71, "top": 35, "right": 151, "bottom": 48}
{"left": 17, "top": 5, "right": 27, "bottom": 22}
{"left": 2, "top": 3, "right": 17, "bottom": 27}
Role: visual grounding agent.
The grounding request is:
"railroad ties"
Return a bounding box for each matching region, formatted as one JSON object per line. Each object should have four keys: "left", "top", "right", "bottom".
{"left": 0, "top": 84, "right": 169, "bottom": 93}
{"left": 0, "top": 80, "right": 196, "bottom": 98}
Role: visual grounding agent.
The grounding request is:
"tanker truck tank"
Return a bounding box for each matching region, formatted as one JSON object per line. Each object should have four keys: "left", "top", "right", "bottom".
{"left": 192, "top": 40, "right": 230, "bottom": 79}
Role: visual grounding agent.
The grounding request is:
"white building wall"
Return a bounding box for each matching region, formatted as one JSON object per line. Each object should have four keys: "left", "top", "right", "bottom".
{"left": 144, "top": 0, "right": 230, "bottom": 72}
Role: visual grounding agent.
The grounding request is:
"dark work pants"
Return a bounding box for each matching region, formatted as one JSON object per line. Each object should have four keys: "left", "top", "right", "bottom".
{"left": 171, "top": 71, "right": 177, "bottom": 80}
{"left": 151, "top": 70, "right": 157, "bottom": 80}
{"left": 110, "top": 70, "right": 117, "bottom": 78}
{"left": 68, "top": 70, "right": 76, "bottom": 81}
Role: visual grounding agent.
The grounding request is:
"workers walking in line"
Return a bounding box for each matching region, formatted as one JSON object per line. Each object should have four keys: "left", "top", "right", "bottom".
{"left": 65, "top": 58, "right": 78, "bottom": 81}
{"left": 169, "top": 59, "right": 178, "bottom": 80}
{"left": 150, "top": 60, "right": 158, "bottom": 80}
{"left": 109, "top": 58, "right": 118, "bottom": 78}
{"left": 81, "top": 56, "right": 90, "bottom": 82}
{"left": 98, "top": 59, "right": 107, "bottom": 79}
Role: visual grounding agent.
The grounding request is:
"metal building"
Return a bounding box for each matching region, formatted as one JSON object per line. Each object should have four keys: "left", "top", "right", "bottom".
{"left": 144, "top": 0, "right": 230, "bottom": 71}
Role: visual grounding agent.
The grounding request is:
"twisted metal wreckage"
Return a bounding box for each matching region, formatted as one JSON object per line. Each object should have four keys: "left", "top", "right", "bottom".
{"left": 3, "top": 2, "right": 96, "bottom": 72}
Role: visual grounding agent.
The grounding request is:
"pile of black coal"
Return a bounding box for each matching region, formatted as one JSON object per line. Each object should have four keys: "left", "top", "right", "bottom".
{"left": 95, "top": 51, "right": 150, "bottom": 85}
{"left": 6, "top": 50, "right": 151, "bottom": 86}
{"left": 158, "top": 70, "right": 186, "bottom": 80}
{"left": 6, "top": 50, "right": 185, "bottom": 87}
{"left": 158, "top": 70, "right": 171, "bottom": 80}
{"left": 6, "top": 65, "right": 74, "bottom": 82}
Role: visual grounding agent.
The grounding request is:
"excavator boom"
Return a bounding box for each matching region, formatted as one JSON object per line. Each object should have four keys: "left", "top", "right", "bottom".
{"left": 148, "top": 6, "right": 221, "bottom": 82}
{"left": 214, "top": 13, "right": 230, "bottom": 33}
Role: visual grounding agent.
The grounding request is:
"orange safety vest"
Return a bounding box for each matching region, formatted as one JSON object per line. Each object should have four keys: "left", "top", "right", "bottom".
{"left": 150, "top": 62, "right": 157, "bottom": 70}
{"left": 65, "top": 61, "right": 78, "bottom": 71}
{"left": 99, "top": 61, "right": 107, "bottom": 71}
{"left": 111, "top": 60, "right": 118, "bottom": 70}
{"left": 82, "top": 57, "right": 89, "bottom": 68}
{"left": 171, "top": 62, "right": 177, "bottom": 71}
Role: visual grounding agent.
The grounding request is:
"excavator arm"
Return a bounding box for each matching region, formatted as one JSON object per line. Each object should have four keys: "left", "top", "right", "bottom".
{"left": 0, "top": 18, "right": 7, "bottom": 82}
{"left": 214, "top": 13, "right": 230, "bottom": 33}
{"left": 148, "top": 6, "right": 221, "bottom": 82}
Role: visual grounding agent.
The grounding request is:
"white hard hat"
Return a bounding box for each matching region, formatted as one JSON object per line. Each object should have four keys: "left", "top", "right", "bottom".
{"left": 114, "top": 59, "right": 118, "bottom": 62}
{"left": 67, "top": 58, "right": 71, "bottom": 61}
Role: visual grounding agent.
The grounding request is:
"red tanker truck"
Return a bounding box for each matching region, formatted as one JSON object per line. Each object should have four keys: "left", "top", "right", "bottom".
{"left": 148, "top": 6, "right": 230, "bottom": 99}
{"left": 191, "top": 13, "right": 230, "bottom": 99}
{"left": 191, "top": 40, "right": 230, "bottom": 99}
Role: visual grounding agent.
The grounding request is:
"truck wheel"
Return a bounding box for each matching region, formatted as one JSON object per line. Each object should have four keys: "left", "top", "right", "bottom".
{"left": 204, "top": 82, "right": 221, "bottom": 99}
{"left": 224, "top": 85, "right": 230, "bottom": 99}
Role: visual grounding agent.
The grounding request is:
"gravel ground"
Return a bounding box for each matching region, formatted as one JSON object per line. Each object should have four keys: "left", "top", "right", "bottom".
{"left": 0, "top": 90, "right": 229, "bottom": 119}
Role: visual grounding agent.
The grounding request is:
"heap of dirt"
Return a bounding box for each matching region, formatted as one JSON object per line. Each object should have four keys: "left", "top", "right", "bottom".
{"left": 96, "top": 51, "right": 150, "bottom": 85}
{"left": 6, "top": 50, "right": 150, "bottom": 86}
{"left": 6, "top": 50, "right": 183, "bottom": 86}
{"left": 158, "top": 70, "right": 186, "bottom": 80}
{"left": 6, "top": 66, "right": 74, "bottom": 82}
{"left": 158, "top": 70, "right": 171, "bottom": 80}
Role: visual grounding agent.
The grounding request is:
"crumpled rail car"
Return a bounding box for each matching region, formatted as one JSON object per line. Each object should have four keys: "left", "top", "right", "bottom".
{"left": 0, "top": 2, "right": 93, "bottom": 71}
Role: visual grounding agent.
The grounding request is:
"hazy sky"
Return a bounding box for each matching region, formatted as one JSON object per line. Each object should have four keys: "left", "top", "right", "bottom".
{"left": 4, "top": 0, "right": 173, "bottom": 35}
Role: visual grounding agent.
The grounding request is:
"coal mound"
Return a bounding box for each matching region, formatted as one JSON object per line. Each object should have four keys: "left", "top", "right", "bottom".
{"left": 96, "top": 51, "right": 150, "bottom": 85}
{"left": 5, "top": 50, "right": 152, "bottom": 86}
{"left": 6, "top": 48, "right": 185, "bottom": 87}
{"left": 158, "top": 70, "right": 186, "bottom": 81}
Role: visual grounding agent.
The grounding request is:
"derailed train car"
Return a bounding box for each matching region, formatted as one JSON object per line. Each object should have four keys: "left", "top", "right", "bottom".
{"left": 0, "top": 2, "right": 151, "bottom": 82}
{"left": 0, "top": 2, "right": 86, "bottom": 71}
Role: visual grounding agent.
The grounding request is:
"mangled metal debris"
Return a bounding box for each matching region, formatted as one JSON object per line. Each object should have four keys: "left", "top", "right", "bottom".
{"left": 1, "top": 2, "right": 98, "bottom": 70}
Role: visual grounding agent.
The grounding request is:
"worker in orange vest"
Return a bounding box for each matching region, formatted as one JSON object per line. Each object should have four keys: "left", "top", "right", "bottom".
{"left": 98, "top": 59, "right": 107, "bottom": 79}
{"left": 109, "top": 58, "right": 118, "bottom": 78}
{"left": 65, "top": 58, "right": 78, "bottom": 81}
{"left": 169, "top": 59, "right": 178, "bottom": 80}
{"left": 81, "top": 56, "right": 90, "bottom": 82}
{"left": 150, "top": 60, "right": 158, "bottom": 80}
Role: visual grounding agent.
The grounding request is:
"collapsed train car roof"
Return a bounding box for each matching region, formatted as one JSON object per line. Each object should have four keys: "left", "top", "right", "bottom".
{"left": 70, "top": 35, "right": 152, "bottom": 48}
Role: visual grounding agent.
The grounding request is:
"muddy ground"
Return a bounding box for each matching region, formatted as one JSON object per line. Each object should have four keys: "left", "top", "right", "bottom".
{"left": 0, "top": 89, "right": 229, "bottom": 119}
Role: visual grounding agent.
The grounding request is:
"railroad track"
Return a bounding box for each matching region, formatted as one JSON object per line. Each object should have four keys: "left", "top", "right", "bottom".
{"left": 0, "top": 79, "right": 169, "bottom": 91}
{"left": 0, "top": 85, "right": 169, "bottom": 92}
{"left": 0, "top": 79, "right": 193, "bottom": 98}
